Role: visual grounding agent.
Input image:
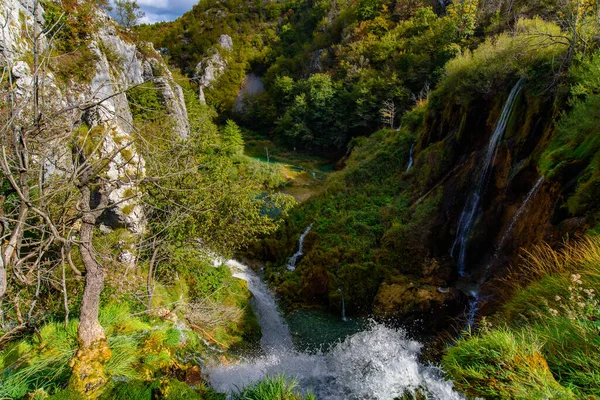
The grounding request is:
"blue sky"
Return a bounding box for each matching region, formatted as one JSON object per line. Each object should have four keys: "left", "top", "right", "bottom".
{"left": 134, "top": 0, "right": 198, "bottom": 23}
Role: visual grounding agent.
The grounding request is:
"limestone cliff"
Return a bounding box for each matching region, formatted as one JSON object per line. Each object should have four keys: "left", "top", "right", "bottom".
{"left": 1, "top": 0, "right": 190, "bottom": 251}
{"left": 195, "top": 34, "right": 233, "bottom": 104}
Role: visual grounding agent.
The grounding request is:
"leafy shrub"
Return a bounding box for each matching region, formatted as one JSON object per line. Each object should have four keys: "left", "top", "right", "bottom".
{"left": 441, "top": 18, "right": 566, "bottom": 101}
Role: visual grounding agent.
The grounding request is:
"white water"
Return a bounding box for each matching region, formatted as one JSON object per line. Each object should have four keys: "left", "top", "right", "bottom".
{"left": 208, "top": 260, "right": 464, "bottom": 400}
{"left": 228, "top": 260, "right": 294, "bottom": 351}
{"left": 406, "top": 143, "right": 415, "bottom": 172}
{"left": 451, "top": 78, "right": 525, "bottom": 276}
{"left": 286, "top": 224, "right": 313, "bottom": 271}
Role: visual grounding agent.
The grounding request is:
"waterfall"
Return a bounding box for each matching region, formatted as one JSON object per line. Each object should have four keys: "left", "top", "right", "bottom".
{"left": 464, "top": 176, "right": 543, "bottom": 329}
{"left": 286, "top": 224, "right": 313, "bottom": 271}
{"left": 207, "top": 260, "right": 465, "bottom": 400}
{"left": 465, "top": 290, "right": 480, "bottom": 330}
{"left": 497, "top": 176, "right": 544, "bottom": 251}
{"left": 451, "top": 78, "right": 525, "bottom": 276}
{"left": 406, "top": 143, "right": 415, "bottom": 172}
{"left": 338, "top": 288, "right": 348, "bottom": 322}
{"left": 227, "top": 260, "right": 294, "bottom": 351}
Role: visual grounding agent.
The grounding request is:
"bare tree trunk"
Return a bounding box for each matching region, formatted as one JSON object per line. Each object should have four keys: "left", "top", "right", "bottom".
{"left": 77, "top": 216, "right": 106, "bottom": 348}
{"left": 69, "top": 184, "right": 111, "bottom": 396}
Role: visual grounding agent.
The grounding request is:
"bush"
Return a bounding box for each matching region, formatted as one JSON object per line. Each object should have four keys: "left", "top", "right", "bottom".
{"left": 441, "top": 18, "right": 566, "bottom": 101}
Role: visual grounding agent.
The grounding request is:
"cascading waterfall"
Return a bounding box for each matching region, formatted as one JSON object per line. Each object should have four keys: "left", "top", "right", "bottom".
{"left": 286, "top": 224, "right": 313, "bottom": 271}
{"left": 406, "top": 143, "right": 415, "bottom": 172}
{"left": 207, "top": 260, "right": 464, "bottom": 400}
{"left": 227, "top": 260, "right": 294, "bottom": 351}
{"left": 465, "top": 176, "right": 544, "bottom": 329}
{"left": 451, "top": 78, "right": 526, "bottom": 276}
{"left": 338, "top": 288, "right": 348, "bottom": 322}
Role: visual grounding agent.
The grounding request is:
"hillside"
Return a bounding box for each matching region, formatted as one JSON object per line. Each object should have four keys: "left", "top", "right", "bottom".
{"left": 1, "top": 0, "right": 600, "bottom": 399}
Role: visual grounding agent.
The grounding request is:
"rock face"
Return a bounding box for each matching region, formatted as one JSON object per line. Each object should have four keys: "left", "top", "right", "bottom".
{"left": 195, "top": 34, "right": 233, "bottom": 104}
{"left": 373, "top": 277, "right": 464, "bottom": 332}
{"left": 0, "top": 0, "right": 44, "bottom": 57}
{"left": 1, "top": 0, "right": 191, "bottom": 256}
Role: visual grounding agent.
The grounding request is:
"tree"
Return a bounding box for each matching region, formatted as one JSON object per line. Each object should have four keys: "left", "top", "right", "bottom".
{"left": 114, "top": 0, "right": 145, "bottom": 27}
{"left": 221, "top": 119, "right": 244, "bottom": 155}
{"left": 447, "top": 0, "right": 478, "bottom": 39}
{"left": 379, "top": 100, "right": 397, "bottom": 129}
{"left": 1, "top": 1, "right": 291, "bottom": 395}
{"left": 355, "top": 0, "right": 386, "bottom": 20}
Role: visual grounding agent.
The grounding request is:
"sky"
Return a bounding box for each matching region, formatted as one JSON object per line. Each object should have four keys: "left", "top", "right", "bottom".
{"left": 132, "top": 0, "right": 198, "bottom": 24}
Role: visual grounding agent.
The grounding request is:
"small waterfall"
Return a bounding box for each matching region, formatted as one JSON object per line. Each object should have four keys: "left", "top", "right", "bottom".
{"left": 406, "top": 143, "right": 415, "bottom": 172}
{"left": 226, "top": 260, "right": 293, "bottom": 351}
{"left": 451, "top": 78, "right": 525, "bottom": 276}
{"left": 338, "top": 288, "right": 348, "bottom": 322}
{"left": 464, "top": 176, "right": 543, "bottom": 329}
{"left": 286, "top": 224, "right": 313, "bottom": 271}
{"left": 465, "top": 290, "right": 480, "bottom": 330}
{"left": 497, "top": 176, "right": 544, "bottom": 251}
{"left": 207, "top": 261, "right": 465, "bottom": 399}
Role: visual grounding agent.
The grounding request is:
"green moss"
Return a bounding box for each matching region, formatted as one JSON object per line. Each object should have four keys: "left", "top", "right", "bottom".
{"left": 160, "top": 380, "right": 204, "bottom": 400}
{"left": 540, "top": 94, "right": 600, "bottom": 224}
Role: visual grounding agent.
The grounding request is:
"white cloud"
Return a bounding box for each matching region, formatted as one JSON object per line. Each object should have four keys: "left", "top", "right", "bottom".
{"left": 139, "top": 0, "right": 197, "bottom": 22}
{"left": 112, "top": 0, "right": 197, "bottom": 23}
{"left": 137, "top": 0, "right": 170, "bottom": 9}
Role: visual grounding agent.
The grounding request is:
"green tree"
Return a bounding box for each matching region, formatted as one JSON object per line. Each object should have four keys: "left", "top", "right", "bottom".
{"left": 447, "top": 0, "right": 478, "bottom": 39}
{"left": 355, "top": 0, "right": 386, "bottom": 20}
{"left": 114, "top": 0, "right": 145, "bottom": 27}
{"left": 221, "top": 119, "right": 245, "bottom": 155}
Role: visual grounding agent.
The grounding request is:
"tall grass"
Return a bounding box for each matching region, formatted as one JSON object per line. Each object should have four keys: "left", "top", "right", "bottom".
{"left": 231, "top": 376, "right": 316, "bottom": 400}
{"left": 0, "top": 303, "right": 202, "bottom": 399}
{"left": 505, "top": 235, "right": 600, "bottom": 288}
{"left": 0, "top": 321, "right": 78, "bottom": 399}
{"left": 443, "top": 235, "right": 600, "bottom": 399}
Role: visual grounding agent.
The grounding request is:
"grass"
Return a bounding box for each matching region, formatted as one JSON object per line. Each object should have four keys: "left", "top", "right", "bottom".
{"left": 231, "top": 376, "right": 316, "bottom": 400}
{"left": 0, "top": 304, "right": 203, "bottom": 399}
{"left": 0, "top": 254, "right": 263, "bottom": 399}
{"left": 443, "top": 235, "right": 600, "bottom": 399}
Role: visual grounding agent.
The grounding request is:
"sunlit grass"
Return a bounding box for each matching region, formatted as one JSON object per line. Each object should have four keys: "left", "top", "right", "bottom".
{"left": 231, "top": 375, "right": 316, "bottom": 400}
{"left": 443, "top": 235, "right": 600, "bottom": 399}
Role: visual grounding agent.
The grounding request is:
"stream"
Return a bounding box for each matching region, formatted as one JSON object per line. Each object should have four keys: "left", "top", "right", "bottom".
{"left": 206, "top": 260, "right": 464, "bottom": 400}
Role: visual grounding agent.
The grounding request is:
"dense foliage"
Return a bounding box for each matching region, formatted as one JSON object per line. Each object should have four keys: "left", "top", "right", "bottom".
{"left": 3, "top": 0, "right": 600, "bottom": 398}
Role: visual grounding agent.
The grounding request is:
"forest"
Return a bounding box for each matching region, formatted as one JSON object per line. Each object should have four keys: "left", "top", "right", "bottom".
{"left": 1, "top": 0, "right": 599, "bottom": 398}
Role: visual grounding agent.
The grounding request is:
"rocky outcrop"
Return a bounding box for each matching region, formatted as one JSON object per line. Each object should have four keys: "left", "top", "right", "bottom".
{"left": 195, "top": 34, "right": 233, "bottom": 104}
{"left": 373, "top": 277, "right": 464, "bottom": 332}
{"left": 1, "top": 0, "right": 191, "bottom": 255}
{"left": 0, "top": 0, "right": 44, "bottom": 57}
{"left": 95, "top": 20, "right": 190, "bottom": 138}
